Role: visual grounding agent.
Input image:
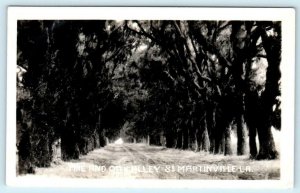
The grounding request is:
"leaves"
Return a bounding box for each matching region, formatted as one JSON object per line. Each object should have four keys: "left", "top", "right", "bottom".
{"left": 17, "top": 20, "right": 282, "bottom": 173}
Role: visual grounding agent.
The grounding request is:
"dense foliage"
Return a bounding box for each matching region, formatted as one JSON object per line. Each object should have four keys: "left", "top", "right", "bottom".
{"left": 17, "top": 20, "right": 281, "bottom": 174}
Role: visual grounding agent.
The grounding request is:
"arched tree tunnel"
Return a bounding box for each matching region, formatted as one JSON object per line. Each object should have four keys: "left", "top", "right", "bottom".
{"left": 16, "top": 20, "right": 281, "bottom": 175}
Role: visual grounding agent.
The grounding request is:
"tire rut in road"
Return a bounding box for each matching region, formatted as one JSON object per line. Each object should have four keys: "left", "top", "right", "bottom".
{"left": 121, "top": 144, "right": 184, "bottom": 179}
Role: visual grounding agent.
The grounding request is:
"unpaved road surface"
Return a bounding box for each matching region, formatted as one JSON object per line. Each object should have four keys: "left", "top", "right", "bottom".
{"left": 23, "top": 143, "right": 280, "bottom": 180}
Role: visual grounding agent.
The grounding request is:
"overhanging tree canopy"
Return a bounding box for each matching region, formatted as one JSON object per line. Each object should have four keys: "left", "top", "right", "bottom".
{"left": 16, "top": 20, "right": 281, "bottom": 174}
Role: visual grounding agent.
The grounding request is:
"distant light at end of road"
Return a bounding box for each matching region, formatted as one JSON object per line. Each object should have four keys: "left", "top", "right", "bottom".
{"left": 114, "top": 138, "right": 124, "bottom": 145}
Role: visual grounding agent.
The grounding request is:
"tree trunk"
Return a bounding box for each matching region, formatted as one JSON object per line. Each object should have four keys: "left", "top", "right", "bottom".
{"left": 79, "top": 139, "right": 87, "bottom": 155}
{"left": 147, "top": 135, "right": 150, "bottom": 145}
{"left": 94, "top": 132, "right": 100, "bottom": 148}
{"left": 200, "top": 115, "right": 210, "bottom": 152}
{"left": 175, "top": 130, "right": 183, "bottom": 149}
{"left": 61, "top": 109, "right": 80, "bottom": 160}
{"left": 220, "top": 134, "right": 225, "bottom": 154}
{"left": 34, "top": 130, "right": 51, "bottom": 167}
{"left": 256, "top": 118, "right": 277, "bottom": 159}
{"left": 165, "top": 129, "right": 175, "bottom": 148}
{"left": 248, "top": 123, "right": 258, "bottom": 158}
{"left": 214, "top": 112, "right": 224, "bottom": 154}
{"left": 182, "top": 128, "right": 189, "bottom": 150}
{"left": 149, "top": 134, "right": 161, "bottom": 146}
{"left": 188, "top": 127, "right": 197, "bottom": 150}
{"left": 255, "top": 23, "right": 281, "bottom": 160}
{"left": 97, "top": 113, "right": 106, "bottom": 147}
{"left": 206, "top": 107, "right": 216, "bottom": 153}
{"left": 61, "top": 131, "right": 79, "bottom": 160}
{"left": 224, "top": 125, "right": 232, "bottom": 155}
{"left": 195, "top": 126, "right": 201, "bottom": 152}
{"left": 255, "top": 109, "right": 278, "bottom": 160}
{"left": 201, "top": 127, "right": 210, "bottom": 152}
{"left": 230, "top": 22, "right": 249, "bottom": 156}
{"left": 245, "top": 91, "right": 259, "bottom": 158}
{"left": 17, "top": 123, "right": 35, "bottom": 174}
{"left": 236, "top": 115, "right": 247, "bottom": 155}
{"left": 99, "top": 130, "right": 106, "bottom": 147}
{"left": 214, "top": 129, "right": 223, "bottom": 154}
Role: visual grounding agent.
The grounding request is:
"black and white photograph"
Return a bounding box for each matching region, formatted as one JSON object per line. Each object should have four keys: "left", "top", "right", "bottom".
{"left": 6, "top": 7, "right": 295, "bottom": 188}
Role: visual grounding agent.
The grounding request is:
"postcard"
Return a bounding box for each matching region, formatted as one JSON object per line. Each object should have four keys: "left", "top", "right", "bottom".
{"left": 6, "top": 7, "right": 295, "bottom": 188}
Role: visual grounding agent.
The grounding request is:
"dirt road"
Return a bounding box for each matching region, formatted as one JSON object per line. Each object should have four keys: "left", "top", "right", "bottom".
{"left": 28, "top": 143, "right": 280, "bottom": 180}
